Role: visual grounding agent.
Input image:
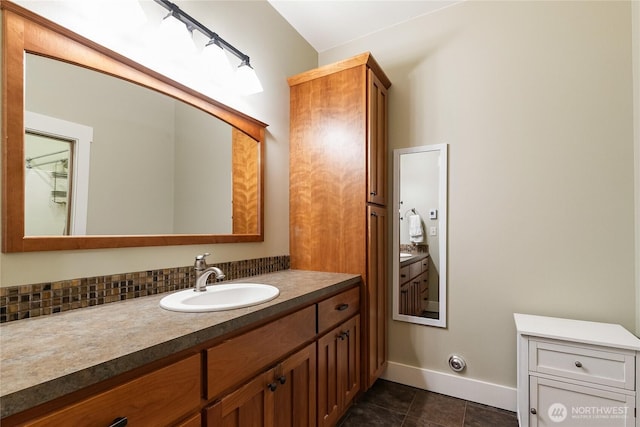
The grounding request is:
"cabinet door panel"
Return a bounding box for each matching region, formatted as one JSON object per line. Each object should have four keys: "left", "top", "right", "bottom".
{"left": 206, "top": 370, "right": 271, "bottom": 427}
{"left": 317, "top": 330, "right": 340, "bottom": 427}
{"left": 366, "top": 205, "right": 387, "bottom": 388}
{"left": 367, "top": 69, "right": 388, "bottom": 206}
{"left": 529, "top": 376, "right": 635, "bottom": 427}
{"left": 317, "top": 316, "right": 361, "bottom": 427}
{"left": 274, "top": 342, "right": 317, "bottom": 427}
{"left": 341, "top": 315, "right": 361, "bottom": 408}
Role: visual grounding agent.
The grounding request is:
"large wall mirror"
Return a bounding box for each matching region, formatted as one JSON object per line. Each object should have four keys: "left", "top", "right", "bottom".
{"left": 2, "top": 1, "right": 266, "bottom": 252}
{"left": 392, "top": 144, "right": 448, "bottom": 327}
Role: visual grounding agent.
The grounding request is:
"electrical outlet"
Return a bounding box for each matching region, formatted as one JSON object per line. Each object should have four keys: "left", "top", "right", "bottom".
{"left": 430, "top": 226, "right": 437, "bottom": 236}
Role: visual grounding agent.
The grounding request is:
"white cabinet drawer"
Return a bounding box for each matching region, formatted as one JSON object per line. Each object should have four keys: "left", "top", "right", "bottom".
{"left": 529, "top": 340, "right": 636, "bottom": 390}
{"left": 529, "top": 376, "right": 635, "bottom": 427}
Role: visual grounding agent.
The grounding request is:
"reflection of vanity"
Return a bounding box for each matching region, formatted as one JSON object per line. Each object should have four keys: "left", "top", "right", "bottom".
{"left": 399, "top": 254, "right": 429, "bottom": 316}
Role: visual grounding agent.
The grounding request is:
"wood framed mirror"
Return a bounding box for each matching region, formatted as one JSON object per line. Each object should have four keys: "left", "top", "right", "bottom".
{"left": 1, "top": 1, "right": 266, "bottom": 252}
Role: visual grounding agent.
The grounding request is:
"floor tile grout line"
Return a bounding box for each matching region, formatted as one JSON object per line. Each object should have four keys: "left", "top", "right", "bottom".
{"left": 461, "top": 400, "right": 467, "bottom": 427}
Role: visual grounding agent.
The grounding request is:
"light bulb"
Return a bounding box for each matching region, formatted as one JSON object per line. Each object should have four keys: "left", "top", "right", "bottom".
{"left": 159, "top": 13, "right": 197, "bottom": 56}
{"left": 235, "top": 61, "right": 263, "bottom": 95}
{"left": 201, "top": 40, "right": 233, "bottom": 83}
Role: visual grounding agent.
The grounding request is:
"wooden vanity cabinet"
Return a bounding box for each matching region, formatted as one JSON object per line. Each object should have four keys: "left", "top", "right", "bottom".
{"left": 288, "top": 52, "right": 391, "bottom": 392}
{"left": 399, "top": 255, "right": 429, "bottom": 316}
{"left": 4, "top": 286, "right": 362, "bottom": 427}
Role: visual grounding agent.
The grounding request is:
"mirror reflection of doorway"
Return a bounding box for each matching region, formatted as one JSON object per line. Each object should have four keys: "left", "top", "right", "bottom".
{"left": 25, "top": 132, "right": 73, "bottom": 235}
{"left": 24, "top": 111, "right": 92, "bottom": 236}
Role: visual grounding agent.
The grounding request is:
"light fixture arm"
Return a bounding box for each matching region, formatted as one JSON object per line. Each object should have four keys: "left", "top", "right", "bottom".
{"left": 153, "top": 0, "right": 252, "bottom": 67}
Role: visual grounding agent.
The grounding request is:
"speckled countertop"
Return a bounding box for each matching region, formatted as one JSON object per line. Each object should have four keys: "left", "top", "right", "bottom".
{"left": 399, "top": 252, "right": 429, "bottom": 267}
{"left": 0, "top": 269, "right": 360, "bottom": 418}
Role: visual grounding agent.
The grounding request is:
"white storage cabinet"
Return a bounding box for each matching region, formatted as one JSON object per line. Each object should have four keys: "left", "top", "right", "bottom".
{"left": 515, "top": 313, "right": 640, "bottom": 427}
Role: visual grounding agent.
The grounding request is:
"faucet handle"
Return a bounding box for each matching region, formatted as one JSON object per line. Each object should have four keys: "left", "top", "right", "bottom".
{"left": 194, "top": 253, "right": 211, "bottom": 270}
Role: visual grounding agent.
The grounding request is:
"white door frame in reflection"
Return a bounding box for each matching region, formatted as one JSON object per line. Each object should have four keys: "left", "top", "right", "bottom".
{"left": 392, "top": 143, "right": 448, "bottom": 327}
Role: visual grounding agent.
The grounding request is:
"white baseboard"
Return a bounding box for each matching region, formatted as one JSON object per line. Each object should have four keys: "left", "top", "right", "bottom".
{"left": 381, "top": 361, "right": 517, "bottom": 412}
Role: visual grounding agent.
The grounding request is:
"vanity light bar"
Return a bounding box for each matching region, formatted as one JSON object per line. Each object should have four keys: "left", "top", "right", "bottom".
{"left": 153, "top": 0, "right": 254, "bottom": 69}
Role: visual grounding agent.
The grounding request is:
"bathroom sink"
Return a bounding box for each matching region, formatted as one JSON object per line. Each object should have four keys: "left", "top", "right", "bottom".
{"left": 400, "top": 252, "right": 413, "bottom": 259}
{"left": 159, "top": 283, "right": 280, "bottom": 313}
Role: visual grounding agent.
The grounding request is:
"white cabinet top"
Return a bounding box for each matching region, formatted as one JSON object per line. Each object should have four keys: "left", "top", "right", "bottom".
{"left": 514, "top": 313, "right": 640, "bottom": 351}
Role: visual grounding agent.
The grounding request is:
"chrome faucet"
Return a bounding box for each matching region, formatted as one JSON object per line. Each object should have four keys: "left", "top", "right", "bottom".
{"left": 194, "top": 253, "right": 225, "bottom": 292}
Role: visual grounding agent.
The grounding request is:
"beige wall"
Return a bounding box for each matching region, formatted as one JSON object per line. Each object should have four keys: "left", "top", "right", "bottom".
{"left": 0, "top": 1, "right": 317, "bottom": 286}
{"left": 633, "top": 0, "right": 640, "bottom": 335}
{"left": 321, "top": 1, "right": 637, "bottom": 388}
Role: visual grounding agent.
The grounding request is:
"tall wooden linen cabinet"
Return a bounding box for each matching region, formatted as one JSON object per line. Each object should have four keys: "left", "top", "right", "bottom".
{"left": 288, "top": 52, "right": 391, "bottom": 398}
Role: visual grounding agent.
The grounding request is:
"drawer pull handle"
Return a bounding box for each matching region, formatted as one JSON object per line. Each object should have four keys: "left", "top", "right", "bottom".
{"left": 575, "top": 361, "right": 583, "bottom": 368}
{"left": 337, "top": 331, "right": 349, "bottom": 340}
{"left": 530, "top": 408, "right": 537, "bottom": 415}
{"left": 370, "top": 191, "right": 377, "bottom": 196}
{"left": 268, "top": 382, "right": 278, "bottom": 392}
{"left": 336, "top": 303, "right": 349, "bottom": 311}
{"left": 278, "top": 375, "right": 287, "bottom": 385}
{"left": 109, "top": 417, "right": 128, "bottom": 427}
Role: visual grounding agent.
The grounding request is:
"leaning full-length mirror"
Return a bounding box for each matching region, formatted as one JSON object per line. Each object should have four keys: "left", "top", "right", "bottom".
{"left": 2, "top": 1, "right": 266, "bottom": 252}
{"left": 392, "top": 144, "right": 448, "bottom": 327}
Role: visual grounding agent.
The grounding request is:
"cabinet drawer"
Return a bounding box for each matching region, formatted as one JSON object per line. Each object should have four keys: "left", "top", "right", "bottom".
{"left": 399, "top": 265, "right": 410, "bottom": 283}
{"left": 206, "top": 305, "right": 316, "bottom": 400}
{"left": 409, "top": 261, "right": 422, "bottom": 280}
{"left": 317, "top": 287, "right": 360, "bottom": 334}
{"left": 25, "top": 354, "right": 201, "bottom": 426}
{"left": 419, "top": 257, "right": 429, "bottom": 273}
{"left": 529, "top": 340, "right": 635, "bottom": 390}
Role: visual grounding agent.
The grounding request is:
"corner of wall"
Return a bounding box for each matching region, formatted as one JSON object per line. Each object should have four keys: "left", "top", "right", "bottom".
{"left": 633, "top": 0, "right": 640, "bottom": 336}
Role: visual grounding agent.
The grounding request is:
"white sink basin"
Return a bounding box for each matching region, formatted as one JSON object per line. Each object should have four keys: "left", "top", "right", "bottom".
{"left": 400, "top": 252, "right": 413, "bottom": 258}
{"left": 159, "top": 283, "right": 280, "bottom": 313}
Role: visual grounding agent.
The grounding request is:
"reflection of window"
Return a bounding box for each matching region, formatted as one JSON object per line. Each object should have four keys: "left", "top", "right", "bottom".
{"left": 24, "top": 112, "right": 92, "bottom": 236}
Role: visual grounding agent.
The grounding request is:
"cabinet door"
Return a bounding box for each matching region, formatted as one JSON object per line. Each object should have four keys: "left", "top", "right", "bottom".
{"left": 367, "top": 68, "right": 388, "bottom": 206}
{"left": 317, "top": 316, "right": 361, "bottom": 427}
{"left": 317, "top": 327, "right": 341, "bottom": 427}
{"left": 366, "top": 205, "right": 387, "bottom": 388}
{"left": 206, "top": 344, "right": 317, "bottom": 427}
{"left": 273, "top": 342, "right": 317, "bottom": 427}
{"left": 529, "top": 376, "right": 636, "bottom": 427}
{"left": 339, "top": 315, "right": 361, "bottom": 410}
{"left": 205, "top": 370, "right": 272, "bottom": 427}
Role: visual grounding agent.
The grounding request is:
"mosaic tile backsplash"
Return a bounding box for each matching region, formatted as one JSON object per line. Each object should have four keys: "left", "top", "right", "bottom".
{"left": 0, "top": 256, "right": 290, "bottom": 323}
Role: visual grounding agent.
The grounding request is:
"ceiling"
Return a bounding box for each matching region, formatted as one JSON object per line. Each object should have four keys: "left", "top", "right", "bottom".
{"left": 267, "top": 0, "right": 461, "bottom": 53}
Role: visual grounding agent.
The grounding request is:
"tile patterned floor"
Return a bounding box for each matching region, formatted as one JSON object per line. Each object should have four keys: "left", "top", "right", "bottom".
{"left": 338, "top": 379, "right": 519, "bottom": 427}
